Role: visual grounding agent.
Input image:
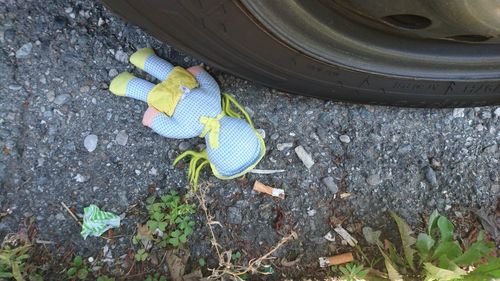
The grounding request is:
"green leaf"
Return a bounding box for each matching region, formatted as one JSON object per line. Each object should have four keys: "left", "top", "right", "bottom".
{"left": 231, "top": 251, "right": 241, "bottom": 261}
{"left": 157, "top": 222, "right": 168, "bottom": 232}
{"left": 390, "top": 211, "right": 416, "bottom": 271}
{"left": 453, "top": 240, "right": 494, "bottom": 266}
{"left": 67, "top": 267, "right": 77, "bottom": 276}
{"left": 146, "top": 196, "right": 156, "bottom": 205}
{"left": 416, "top": 233, "right": 435, "bottom": 262}
{"left": 431, "top": 241, "right": 462, "bottom": 261}
{"left": 437, "top": 216, "right": 454, "bottom": 242}
{"left": 77, "top": 268, "right": 89, "bottom": 280}
{"left": 184, "top": 226, "right": 193, "bottom": 236}
{"left": 423, "top": 262, "right": 466, "bottom": 281}
{"left": 73, "top": 255, "right": 83, "bottom": 267}
{"left": 11, "top": 262, "right": 22, "bottom": 281}
{"left": 198, "top": 258, "right": 206, "bottom": 267}
{"left": 0, "top": 272, "right": 14, "bottom": 278}
{"left": 170, "top": 230, "right": 180, "bottom": 238}
{"left": 152, "top": 212, "right": 164, "bottom": 221}
{"left": 179, "top": 234, "right": 187, "bottom": 244}
{"left": 147, "top": 220, "right": 158, "bottom": 230}
{"left": 168, "top": 237, "right": 179, "bottom": 247}
{"left": 428, "top": 210, "right": 440, "bottom": 236}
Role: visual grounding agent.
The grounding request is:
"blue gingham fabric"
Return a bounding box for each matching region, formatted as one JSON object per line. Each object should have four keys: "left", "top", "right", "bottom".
{"left": 120, "top": 52, "right": 264, "bottom": 177}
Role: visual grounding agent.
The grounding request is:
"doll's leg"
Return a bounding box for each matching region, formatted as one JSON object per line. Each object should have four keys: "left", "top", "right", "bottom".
{"left": 130, "top": 48, "right": 174, "bottom": 81}
{"left": 109, "top": 72, "right": 154, "bottom": 102}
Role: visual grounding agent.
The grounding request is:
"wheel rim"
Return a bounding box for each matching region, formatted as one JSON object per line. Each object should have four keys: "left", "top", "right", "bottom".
{"left": 239, "top": 0, "right": 500, "bottom": 80}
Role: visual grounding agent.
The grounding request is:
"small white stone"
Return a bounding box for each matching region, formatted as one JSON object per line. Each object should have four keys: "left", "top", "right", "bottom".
{"left": 115, "top": 130, "right": 128, "bottom": 146}
{"left": 256, "top": 128, "right": 266, "bottom": 139}
{"left": 74, "top": 174, "right": 88, "bottom": 182}
{"left": 149, "top": 167, "right": 158, "bottom": 176}
{"left": 15, "top": 43, "right": 33, "bottom": 59}
{"left": 98, "top": 17, "right": 105, "bottom": 27}
{"left": 88, "top": 257, "right": 94, "bottom": 263}
{"left": 307, "top": 209, "right": 316, "bottom": 216}
{"left": 84, "top": 134, "right": 98, "bottom": 152}
{"left": 108, "top": 68, "right": 118, "bottom": 77}
{"left": 339, "top": 135, "right": 351, "bottom": 143}
{"left": 295, "top": 145, "right": 315, "bottom": 169}
{"left": 494, "top": 108, "right": 500, "bottom": 117}
{"left": 452, "top": 108, "right": 465, "bottom": 118}
{"left": 277, "top": 142, "right": 294, "bottom": 151}
{"left": 114, "top": 50, "right": 128, "bottom": 63}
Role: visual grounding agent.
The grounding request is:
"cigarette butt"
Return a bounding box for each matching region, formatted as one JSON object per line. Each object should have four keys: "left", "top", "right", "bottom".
{"left": 328, "top": 252, "right": 353, "bottom": 265}
{"left": 319, "top": 252, "right": 354, "bottom": 267}
{"left": 253, "top": 181, "right": 285, "bottom": 199}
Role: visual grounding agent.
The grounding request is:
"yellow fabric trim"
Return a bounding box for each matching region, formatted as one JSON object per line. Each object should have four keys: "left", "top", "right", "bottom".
{"left": 210, "top": 129, "right": 266, "bottom": 180}
{"left": 199, "top": 112, "right": 225, "bottom": 149}
{"left": 147, "top": 66, "right": 199, "bottom": 116}
{"left": 109, "top": 72, "right": 134, "bottom": 96}
{"left": 129, "top": 48, "right": 155, "bottom": 69}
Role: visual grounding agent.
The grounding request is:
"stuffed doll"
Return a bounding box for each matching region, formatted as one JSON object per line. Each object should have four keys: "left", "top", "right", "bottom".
{"left": 109, "top": 48, "right": 265, "bottom": 188}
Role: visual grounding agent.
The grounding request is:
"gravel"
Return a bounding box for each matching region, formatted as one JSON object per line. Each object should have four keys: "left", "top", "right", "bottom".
{"left": 1, "top": 0, "right": 499, "bottom": 278}
{"left": 322, "top": 177, "right": 338, "bottom": 193}
{"left": 294, "top": 145, "right": 315, "bottom": 169}
{"left": 84, "top": 134, "right": 98, "bottom": 152}
{"left": 115, "top": 130, "right": 128, "bottom": 146}
{"left": 15, "top": 42, "right": 32, "bottom": 58}
{"left": 339, "top": 134, "right": 351, "bottom": 143}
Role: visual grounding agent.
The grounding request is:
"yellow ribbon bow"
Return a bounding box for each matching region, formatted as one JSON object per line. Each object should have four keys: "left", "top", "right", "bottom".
{"left": 199, "top": 112, "right": 225, "bottom": 149}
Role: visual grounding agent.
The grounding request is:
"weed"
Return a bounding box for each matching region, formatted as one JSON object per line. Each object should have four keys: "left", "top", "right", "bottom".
{"left": 134, "top": 248, "right": 149, "bottom": 262}
{"left": 198, "top": 258, "right": 206, "bottom": 267}
{"left": 0, "top": 244, "right": 31, "bottom": 281}
{"left": 331, "top": 263, "right": 369, "bottom": 281}
{"left": 231, "top": 251, "right": 242, "bottom": 262}
{"left": 362, "top": 210, "right": 498, "bottom": 280}
{"left": 141, "top": 190, "right": 196, "bottom": 248}
{"left": 66, "top": 255, "right": 91, "bottom": 280}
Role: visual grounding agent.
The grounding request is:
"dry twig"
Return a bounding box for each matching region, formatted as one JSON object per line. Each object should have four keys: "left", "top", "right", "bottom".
{"left": 195, "top": 184, "right": 297, "bottom": 280}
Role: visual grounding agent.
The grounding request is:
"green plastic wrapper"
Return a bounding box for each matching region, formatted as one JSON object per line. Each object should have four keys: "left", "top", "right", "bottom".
{"left": 80, "top": 204, "right": 120, "bottom": 239}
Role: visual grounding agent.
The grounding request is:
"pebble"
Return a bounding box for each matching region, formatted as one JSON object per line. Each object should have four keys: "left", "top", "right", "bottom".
{"left": 84, "top": 134, "right": 98, "bottom": 152}
{"left": 8, "top": 85, "right": 22, "bottom": 90}
{"left": 55, "top": 213, "right": 65, "bottom": 221}
{"left": 397, "top": 144, "right": 412, "bottom": 154}
{"left": 178, "top": 141, "right": 190, "bottom": 151}
{"left": 114, "top": 50, "right": 128, "bottom": 63}
{"left": 295, "top": 146, "right": 315, "bottom": 169}
{"left": 277, "top": 142, "right": 293, "bottom": 151}
{"left": 15, "top": 43, "right": 33, "bottom": 59}
{"left": 366, "top": 174, "right": 382, "bottom": 186}
{"left": 256, "top": 128, "right": 266, "bottom": 139}
{"left": 322, "top": 177, "right": 338, "bottom": 193}
{"left": 494, "top": 108, "right": 500, "bottom": 117}
{"left": 80, "top": 86, "right": 90, "bottom": 93}
{"left": 3, "top": 29, "right": 15, "bottom": 41}
{"left": 108, "top": 68, "right": 118, "bottom": 77}
{"left": 424, "top": 166, "right": 438, "bottom": 187}
{"left": 452, "top": 108, "right": 465, "bottom": 118}
{"left": 339, "top": 135, "right": 351, "bottom": 143}
{"left": 53, "top": 94, "right": 71, "bottom": 105}
{"left": 115, "top": 130, "right": 128, "bottom": 146}
{"left": 45, "top": 91, "right": 55, "bottom": 102}
{"left": 480, "top": 111, "right": 492, "bottom": 119}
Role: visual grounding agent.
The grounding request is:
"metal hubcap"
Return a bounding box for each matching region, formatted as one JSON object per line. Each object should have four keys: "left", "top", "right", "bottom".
{"left": 335, "top": 0, "right": 500, "bottom": 43}
{"left": 240, "top": 0, "right": 500, "bottom": 79}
